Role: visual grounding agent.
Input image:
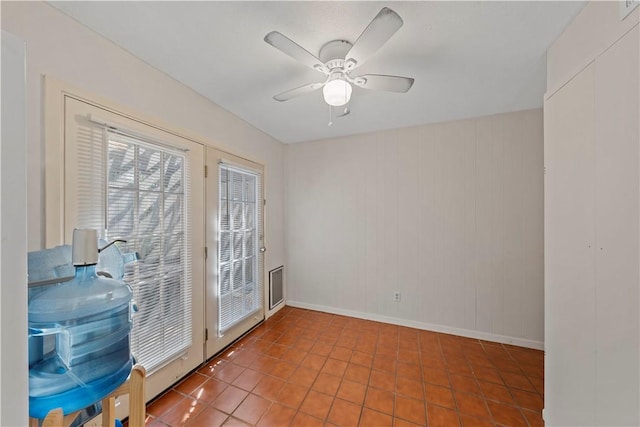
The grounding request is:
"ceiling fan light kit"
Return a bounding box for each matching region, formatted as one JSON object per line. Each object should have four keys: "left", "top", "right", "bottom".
{"left": 264, "top": 7, "right": 415, "bottom": 116}
{"left": 323, "top": 79, "right": 352, "bottom": 107}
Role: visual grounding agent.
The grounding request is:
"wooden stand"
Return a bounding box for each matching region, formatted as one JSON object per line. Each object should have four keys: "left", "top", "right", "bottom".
{"left": 29, "top": 365, "right": 146, "bottom": 427}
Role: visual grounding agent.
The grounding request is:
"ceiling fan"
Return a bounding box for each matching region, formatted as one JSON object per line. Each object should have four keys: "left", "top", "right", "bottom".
{"left": 264, "top": 7, "right": 415, "bottom": 116}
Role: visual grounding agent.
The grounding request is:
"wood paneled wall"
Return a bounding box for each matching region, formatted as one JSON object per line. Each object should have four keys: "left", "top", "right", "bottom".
{"left": 544, "top": 1, "right": 639, "bottom": 421}
{"left": 285, "top": 109, "right": 543, "bottom": 347}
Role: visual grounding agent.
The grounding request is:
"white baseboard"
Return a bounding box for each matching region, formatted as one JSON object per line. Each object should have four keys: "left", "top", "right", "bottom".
{"left": 286, "top": 300, "right": 544, "bottom": 351}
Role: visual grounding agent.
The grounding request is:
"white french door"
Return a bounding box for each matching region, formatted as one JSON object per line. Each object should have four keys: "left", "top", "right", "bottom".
{"left": 49, "top": 84, "right": 266, "bottom": 417}
{"left": 60, "top": 96, "right": 205, "bottom": 410}
{"left": 205, "top": 148, "right": 265, "bottom": 359}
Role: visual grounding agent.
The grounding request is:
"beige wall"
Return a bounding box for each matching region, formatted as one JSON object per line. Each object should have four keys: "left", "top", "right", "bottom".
{"left": 546, "top": 0, "right": 639, "bottom": 96}
{"left": 0, "top": 31, "right": 28, "bottom": 427}
{"left": 285, "top": 109, "right": 544, "bottom": 348}
{"left": 544, "top": 1, "right": 639, "bottom": 425}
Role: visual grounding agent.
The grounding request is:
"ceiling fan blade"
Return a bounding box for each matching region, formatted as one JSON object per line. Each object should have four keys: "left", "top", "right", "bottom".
{"left": 353, "top": 74, "right": 414, "bottom": 93}
{"left": 265, "top": 31, "right": 328, "bottom": 74}
{"left": 344, "top": 8, "right": 403, "bottom": 71}
{"left": 273, "top": 82, "right": 324, "bottom": 102}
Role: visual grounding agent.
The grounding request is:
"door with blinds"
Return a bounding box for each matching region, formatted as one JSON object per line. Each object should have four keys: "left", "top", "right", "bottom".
{"left": 205, "top": 148, "right": 265, "bottom": 359}
{"left": 62, "top": 96, "right": 205, "bottom": 406}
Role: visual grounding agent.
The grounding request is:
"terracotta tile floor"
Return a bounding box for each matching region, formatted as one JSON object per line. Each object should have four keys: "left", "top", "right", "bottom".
{"left": 136, "top": 306, "right": 544, "bottom": 426}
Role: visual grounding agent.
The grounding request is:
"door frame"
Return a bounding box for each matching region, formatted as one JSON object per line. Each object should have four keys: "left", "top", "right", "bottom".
{"left": 44, "top": 78, "right": 206, "bottom": 413}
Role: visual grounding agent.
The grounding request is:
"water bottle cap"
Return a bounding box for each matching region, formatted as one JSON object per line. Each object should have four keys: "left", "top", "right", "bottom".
{"left": 72, "top": 229, "right": 98, "bottom": 266}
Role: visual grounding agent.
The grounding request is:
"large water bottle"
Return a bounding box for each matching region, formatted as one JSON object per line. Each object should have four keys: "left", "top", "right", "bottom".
{"left": 96, "top": 238, "right": 139, "bottom": 281}
{"left": 28, "top": 229, "right": 134, "bottom": 419}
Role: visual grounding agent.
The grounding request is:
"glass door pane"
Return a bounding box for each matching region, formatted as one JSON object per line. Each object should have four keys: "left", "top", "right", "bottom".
{"left": 205, "top": 147, "right": 264, "bottom": 359}
{"left": 218, "top": 165, "right": 262, "bottom": 334}
{"left": 106, "top": 133, "right": 192, "bottom": 374}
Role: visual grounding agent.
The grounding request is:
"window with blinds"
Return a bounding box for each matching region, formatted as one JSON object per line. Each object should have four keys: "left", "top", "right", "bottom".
{"left": 107, "top": 132, "right": 192, "bottom": 373}
{"left": 218, "top": 163, "right": 263, "bottom": 334}
{"left": 74, "top": 123, "right": 193, "bottom": 373}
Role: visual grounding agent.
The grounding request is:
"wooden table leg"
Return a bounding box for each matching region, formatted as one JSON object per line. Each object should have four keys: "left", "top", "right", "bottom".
{"left": 128, "top": 366, "right": 146, "bottom": 427}
{"left": 101, "top": 395, "right": 116, "bottom": 427}
{"left": 41, "top": 409, "right": 63, "bottom": 427}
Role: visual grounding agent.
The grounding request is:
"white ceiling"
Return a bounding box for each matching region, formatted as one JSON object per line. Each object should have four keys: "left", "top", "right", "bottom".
{"left": 49, "top": 1, "right": 585, "bottom": 144}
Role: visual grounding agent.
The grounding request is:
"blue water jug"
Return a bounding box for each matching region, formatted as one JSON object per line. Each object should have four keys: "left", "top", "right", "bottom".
{"left": 28, "top": 229, "right": 134, "bottom": 419}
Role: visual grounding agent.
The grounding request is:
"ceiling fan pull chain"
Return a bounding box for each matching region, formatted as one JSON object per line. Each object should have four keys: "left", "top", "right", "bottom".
{"left": 328, "top": 105, "right": 333, "bottom": 127}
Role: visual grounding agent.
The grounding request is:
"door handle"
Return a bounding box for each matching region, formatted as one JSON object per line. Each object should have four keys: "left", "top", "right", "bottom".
{"left": 259, "top": 247, "right": 266, "bottom": 253}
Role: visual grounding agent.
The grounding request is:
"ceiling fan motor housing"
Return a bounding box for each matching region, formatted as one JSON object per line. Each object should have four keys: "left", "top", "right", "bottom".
{"left": 319, "top": 39, "right": 352, "bottom": 64}
{"left": 320, "top": 40, "right": 355, "bottom": 85}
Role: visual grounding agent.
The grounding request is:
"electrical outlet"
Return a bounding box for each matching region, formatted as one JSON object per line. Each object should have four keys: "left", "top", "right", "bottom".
{"left": 393, "top": 291, "right": 401, "bottom": 302}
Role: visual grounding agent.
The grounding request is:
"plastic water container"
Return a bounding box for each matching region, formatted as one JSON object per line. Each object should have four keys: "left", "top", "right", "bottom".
{"left": 28, "top": 230, "right": 134, "bottom": 419}
{"left": 97, "top": 239, "right": 139, "bottom": 281}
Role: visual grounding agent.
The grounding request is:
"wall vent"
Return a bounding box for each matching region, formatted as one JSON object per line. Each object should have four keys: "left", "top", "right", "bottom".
{"left": 269, "top": 266, "right": 284, "bottom": 309}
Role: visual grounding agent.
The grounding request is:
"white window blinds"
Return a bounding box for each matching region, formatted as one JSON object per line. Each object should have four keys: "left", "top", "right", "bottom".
{"left": 73, "top": 121, "right": 193, "bottom": 373}
{"left": 218, "top": 163, "right": 263, "bottom": 334}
